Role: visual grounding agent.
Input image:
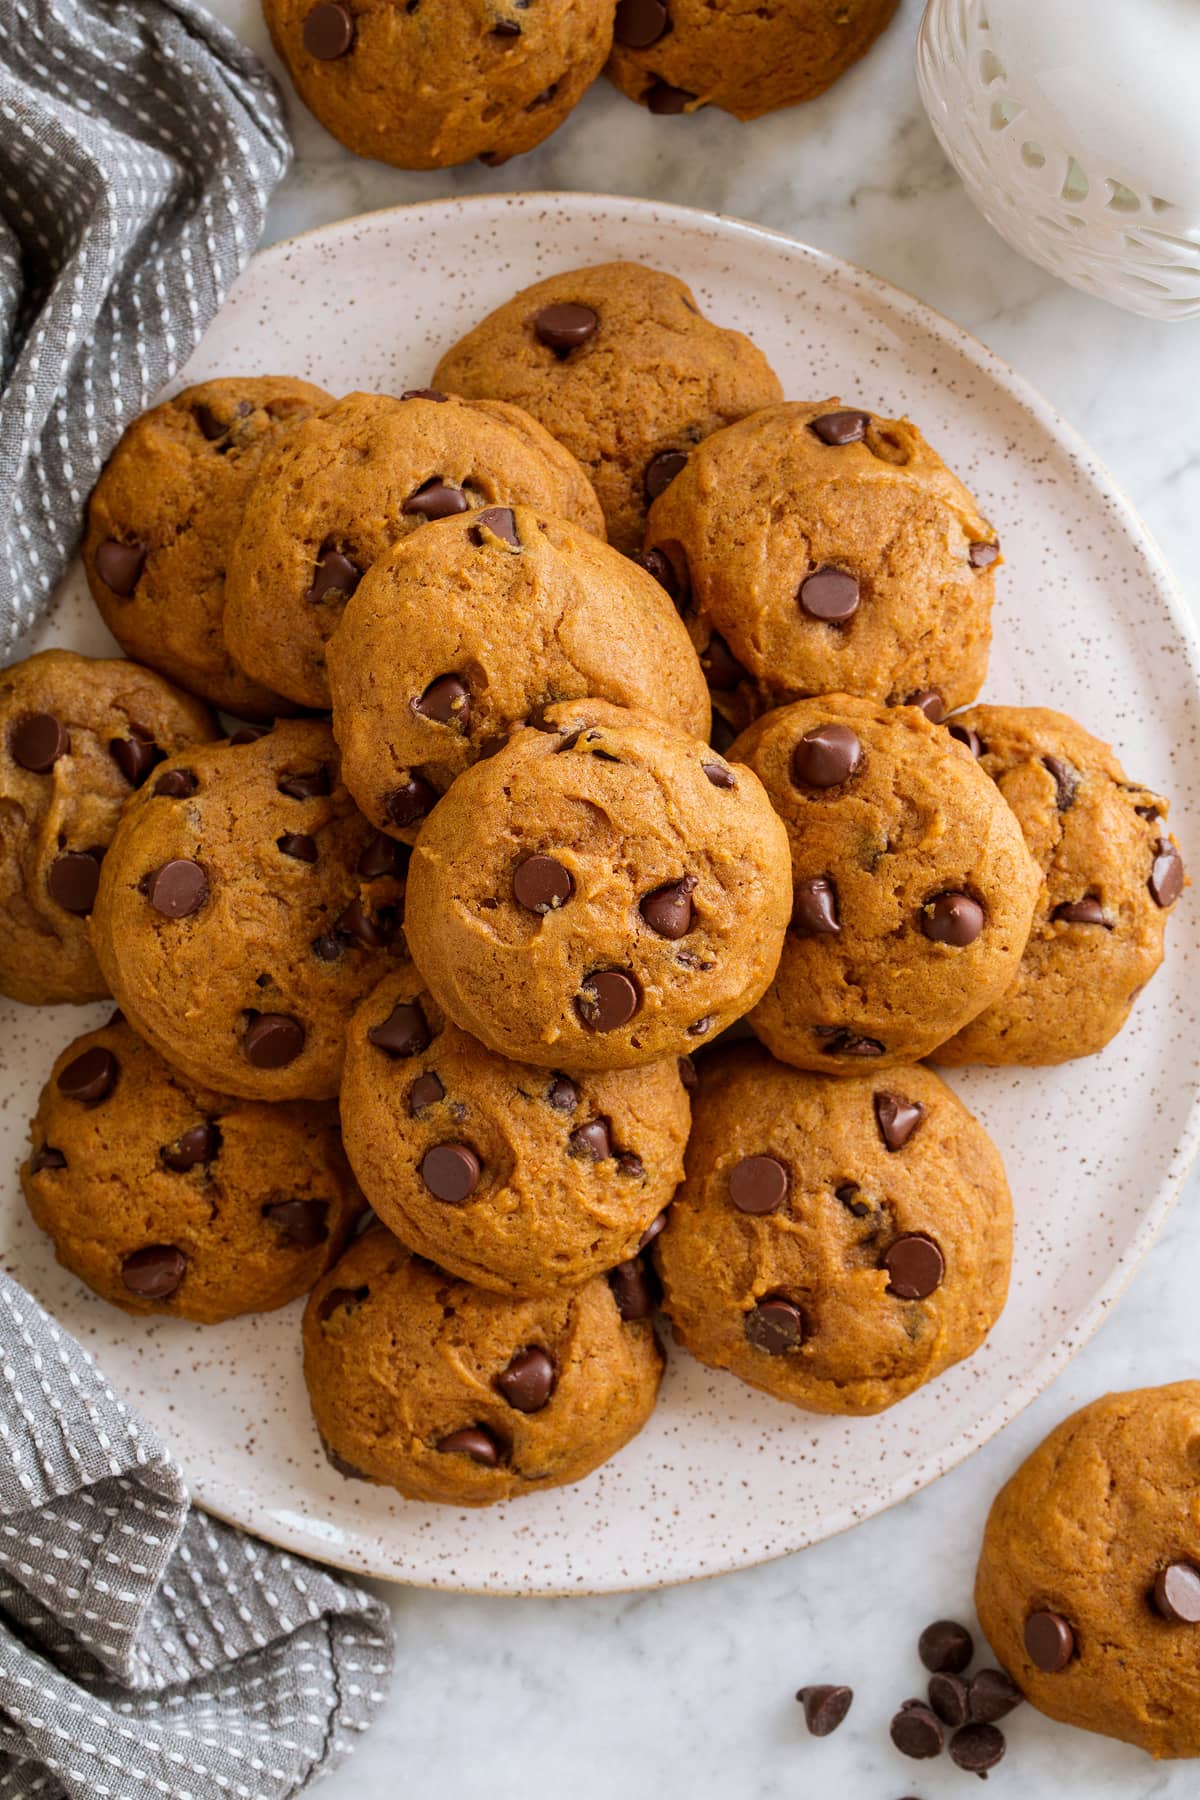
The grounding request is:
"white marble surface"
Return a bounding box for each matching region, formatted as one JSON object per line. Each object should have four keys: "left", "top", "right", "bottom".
{"left": 205, "top": 1, "right": 1200, "bottom": 1791}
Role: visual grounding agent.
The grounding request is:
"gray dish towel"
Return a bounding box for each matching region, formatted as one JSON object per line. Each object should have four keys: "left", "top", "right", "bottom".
{"left": 0, "top": 1270, "right": 394, "bottom": 1798}
{"left": 0, "top": 0, "right": 291, "bottom": 650}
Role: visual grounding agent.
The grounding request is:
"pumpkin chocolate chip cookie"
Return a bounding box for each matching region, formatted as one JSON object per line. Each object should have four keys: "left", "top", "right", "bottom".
{"left": 1, "top": 650, "right": 216, "bottom": 1007}
{"left": 23, "top": 1017, "right": 364, "bottom": 1322}
{"left": 327, "top": 502, "right": 710, "bottom": 840}
{"left": 645, "top": 399, "right": 999, "bottom": 730}
{"left": 89, "top": 719, "right": 408, "bottom": 1101}
{"left": 731, "top": 695, "right": 1040, "bottom": 1071}
{"left": 303, "top": 1224, "right": 663, "bottom": 1505}
{"left": 933, "top": 707, "right": 1184, "bottom": 1065}
{"left": 432, "top": 262, "right": 782, "bottom": 551}
{"left": 403, "top": 699, "right": 792, "bottom": 1070}
{"left": 340, "top": 965, "right": 691, "bottom": 1295}
{"left": 224, "top": 389, "right": 602, "bottom": 709}
{"left": 655, "top": 1044, "right": 1013, "bottom": 1415}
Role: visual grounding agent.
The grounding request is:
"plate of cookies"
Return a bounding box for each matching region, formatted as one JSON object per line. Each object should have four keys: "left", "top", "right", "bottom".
{"left": 1, "top": 192, "right": 1196, "bottom": 1594}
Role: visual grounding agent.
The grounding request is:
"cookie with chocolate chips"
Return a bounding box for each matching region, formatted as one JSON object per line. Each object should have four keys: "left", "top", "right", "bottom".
{"left": 224, "top": 390, "right": 602, "bottom": 709}
{"left": 89, "top": 720, "right": 407, "bottom": 1100}
{"left": 933, "top": 706, "right": 1183, "bottom": 1065}
{"left": 644, "top": 399, "right": 999, "bottom": 731}
{"left": 731, "top": 695, "right": 1040, "bottom": 1071}
{"left": 84, "top": 376, "right": 330, "bottom": 718}
{"left": 340, "top": 966, "right": 690, "bottom": 1294}
{"left": 302, "top": 1223, "right": 663, "bottom": 1505}
{"left": 22, "top": 1017, "right": 364, "bottom": 1321}
{"left": 975, "top": 1381, "right": 1200, "bottom": 1758}
{"left": 403, "top": 698, "right": 792, "bottom": 1070}
{"left": 327, "top": 502, "right": 710, "bottom": 840}
{"left": 0, "top": 650, "right": 216, "bottom": 1006}
{"left": 654, "top": 1044, "right": 1013, "bottom": 1414}
{"left": 432, "top": 261, "right": 782, "bottom": 551}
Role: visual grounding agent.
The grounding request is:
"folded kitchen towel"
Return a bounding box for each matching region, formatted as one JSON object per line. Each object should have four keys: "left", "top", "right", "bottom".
{"left": 0, "top": 0, "right": 291, "bottom": 651}
{"left": 0, "top": 1270, "right": 394, "bottom": 1799}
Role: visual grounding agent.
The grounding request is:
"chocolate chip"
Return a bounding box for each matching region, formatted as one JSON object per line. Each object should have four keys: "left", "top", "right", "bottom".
{"left": 110, "top": 730, "right": 162, "bottom": 786}
{"left": 468, "top": 506, "right": 520, "bottom": 546}
{"left": 385, "top": 775, "right": 437, "bottom": 828}
{"left": 885, "top": 1233, "right": 944, "bottom": 1299}
{"left": 908, "top": 688, "right": 945, "bottom": 723}
{"left": 421, "top": 1143, "right": 482, "bottom": 1203}
{"left": 278, "top": 832, "right": 318, "bottom": 863}
{"left": 230, "top": 725, "right": 270, "bottom": 746}
{"left": 194, "top": 401, "right": 244, "bottom": 440}
{"left": 890, "top": 1703, "right": 944, "bottom": 1760}
{"left": 513, "top": 853, "right": 573, "bottom": 914}
{"left": 702, "top": 761, "right": 735, "bottom": 789}
{"left": 836, "top": 1182, "right": 870, "bottom": 1218}
{"left": 155, "top": 767, "right": 198, "bottom": 797}
{"left": 967, "top": 1669, "right": 1023, "bottom": 1723}
{"left": 729, "top": 1154, "right": 788, "bottom": 1216}
{"left": 404, "top": 478, "right": 469, "bottom": 521}
{"left": 646, "top": 78, "right": 693, "bottom": 112}
{"left": 638, "top": 1211, "right": 668, "bottom": 1250}
{"left": 401, "top": 388, "right": 449, "bottom": 402}
{"left": 701, "top": 632, "right": 744, "bottom": 691}
{"left": 949, "top": 1722, "right": 1006, "bottom": 1775}
{"left": 1024, "top": 1609, "right": 1074, "bottom": 1671}
{"left": 122, "top": 1245, "right": 186, "bottom": 1299}
{"left": 678, "top": 1054, "right": 698, "bottom": 1092}
{"left": 318, "top": 1283, "right": 368, "bottom": 1323}
{"left": 969, "top": 540, "right": 1000, "bottom": 569}
{"left": 145, "top": 859, "right": 208, "bottom": 919}
{"left": 791, "top": 723, "right": 862, "bottom": 788}
{"left": 307, "top": 545, "right": 361, "bottom": 603}
{"left": 358, "top": 832, "right": 409, "bottom": 879}
{"left": 495, "top": 1346, "right": 556, "bottom": 1413}
{"left": 576, "top": 969, "right": 640, "bottom": 1031}
{"left": 547, "top": 1075, "right": 578, "bottom": 1112}
{"left": 413, "top": 674, "right": 471, "bottom": 729}
{"left": 569, "top": 1118, "right": 611, "bottom": 1160}
{"left": 95, "top": 539, "right": 145, "bottom": 594}
{"left": 948, "top": 722, "right": 984, "bottom": 757}
{"left": 57, "top": 1045, "right": 118, "bottom": 1104}
{"left": 311, "top": 933, "right": 345, "bottom": 962}
{"left": 161, "top": 1123, "right": 220, "bottom": 1171}
{"left": 921, "top": 891, "right": 984, "bottom": 946}
{"left": 1053, "top": 896, "right": 1108, "bottom": 925}
{"left": 30, "top": 1145, "right": 67, "bottom": 1173}
{"left": 409, "top": 1071, "right": 445, "bottom": 1113}
{"left": 927, "top": 1672, "right": 970, "bottom": 1728}
{"left": 918, "top": 1619, "right": 974, "bottom": 1672}
{"left": 792, "top": 875, "right": 839, "bottom": 937}
{"left": 634, "top": 547, "right": 682, "bottom": 605}
{"left": 338, "top": 897, "right": 397, "bottom": 948}
{"left": 1150, "top": 839, "right": 1184, "bottom": 908}
{"left": 744, "top": 1296, "right": 804, "bottom": 1353}
{"left": 614, "top": 0, "right": 668, "bottom": 45}
{"left": 302, "top": 0, "right": 354, "bottom": 56}
{"left": 639, "top": 874, "right": 695, "bottom": 938}
{"left": 795, "top": 1685, "right": 852, "bottom": 1737}
{"left": 817, "top": 1028, "right": 884, "bottom": 1058}
{"left": 323, "top": 1442, "right": 367, "bottom": 1481}
{"left": 437, "top": 1426, "right": 500, "bottom": 1465}
{"left": 264, "top": 1199, "right": 329, "bottom": 1247}
{"left": 809, "top": 409, "right": 869, "bottom": 446}
{"left": 1042, "top": 754, "right": 1078, "bottom": 810}
{"left": 1153, "top": 1562, "right": 1200, "bottom": 1623}
{"left": 799, "top": 566, "right": 859, "bottom": 623}
{"left": 243, "top": 1013, "right": 305, "bottom": 1068}
{"left": 368, "top": 1000, "right": 430, "bottom": 1057}
{"left": 491, "top": 16, "right": 521, "bottom": 34}
{"left": 46, "top": 851, "right": 102, "bottom": 914}
{"left": 874, "top": 1091, "right": 925, "bottom": 1152}
{"left": 12, "top": 713, "right": 69, "bottom": 772}
{"left": 534, "top": 303, "right": 598, "bottom": 351}
{"left": 609, "top": 1257, "right": 657, "bottom": 1320}
{"left": 644, "top": 449, "right": 688, "bottom": 501}
{"left": 278, "top": 766, "right": 330, "bottom": 800}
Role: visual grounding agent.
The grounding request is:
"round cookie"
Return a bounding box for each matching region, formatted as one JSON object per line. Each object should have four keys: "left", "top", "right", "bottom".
{"left": 23, "top": 1018, "right": 364, "bottom": 1322}
{"left": 224, "top": 389, "right": 602, "bottom": 709}
{"left": 731, "top": 696, "right": 1040, "bottom": 1072}
{"left": 975, "top": 1382, "right": 1200, "bottom": 1759}
{"left": 0, "top": 650, "right": 215, "bottom": 1007}
{"left": 263, "top": 0, "right": 613, "bottom": 171}
{"left": 84, "top": 377, "right": 330, "bottom": 718}
{"left": 303, "top": 1225, "right": 663, "bottom": 1505}
{"left": 89, "top": 719, "right": 408, "bottom": 1101}
{"left": 933, "top": 706, "right": 1183, "bottom": 1065}
{"left": 607, "top": 0, "right": 898, "bottom": 121}
{"left": 655, "top": 1044, "right": 1013, "bottom": 1415}
{"left": 645, "top": 399, "right": 999, "bottom": 730}
{"left": 327, "top": 503, "right": 711, "bottom": 840}
{"left": 341, "top": 966, "right": 691, "bottom": 1294}
{"left": 431, "top": 261, "right": 783, "bottom": 552}
{"left": 403, "top": 698, "right": 792, "bottom": 1070}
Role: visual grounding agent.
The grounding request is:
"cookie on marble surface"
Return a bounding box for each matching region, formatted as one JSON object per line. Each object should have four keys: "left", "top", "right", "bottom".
{"left": 655, "top": 1044, "right": 1013, "bottom": 1415}
{"left": 0, "top": 650, "right": 215, "bottom": 1007}
{"left": 23, "top": 1017, "right": 364, "bottom": 1322}
{"left": 84, "top": 376, "right": 330, "bottom": 719}
{"left": 403, "top": 698, "right": 792, "bottom": 1070}
{"left": 607, "top": 0, "right": 898, "bottom": 121}
{"left": 263, "top": 0, "right": 613, "bottom": 170}
{"left": 327, "top": 502, "right": 711, "bottom": 840}
{"left": 933, "top": 706, "right": 1183, "bottom": 1065}
{"left": 645, "top": 399, "right": 999, "bottom": 731}
{"left": 340, "top": 965, "right": 691, "bottom": 1295}
{"left": 731, "top": 695, "right": 1040, "bottom": 1071}
{"left": 89, "top": 720, "right": 408, "bottom": 1102}
{"left": 432, "top": 261, "right": 782, "bottom": 551}
{"left": 975, "top": 1382, "right": 1200, "bottom": 1759}
{"left": 303, "top": 1224, "right": 663, "bottom": 1505}
{"left": 224, "top": 389, "right": 602, "bottom": 709}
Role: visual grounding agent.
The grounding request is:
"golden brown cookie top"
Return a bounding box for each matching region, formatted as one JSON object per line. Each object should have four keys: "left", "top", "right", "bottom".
{"left": 84, "top": 376, "right": 330, "bottom": 718}
{"left": 403, "top": 698, "right": 792, "bottom": 1070}
{"left": 89, "top": 719, "right": 408, "bottom": 1101}
{"left": 327, "top": 502, "right": 711, "bottom": 839}
{"left": 432, "top": 261, "right": 782, "bottom": 551}
{"left": 0, "top": 650, "right": 216, "bottom": 1006}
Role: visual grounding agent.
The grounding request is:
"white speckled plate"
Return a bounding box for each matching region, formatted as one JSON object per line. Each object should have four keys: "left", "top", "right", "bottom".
{"left": 3, "top": 194, "right": 1199, "bottom": 1595}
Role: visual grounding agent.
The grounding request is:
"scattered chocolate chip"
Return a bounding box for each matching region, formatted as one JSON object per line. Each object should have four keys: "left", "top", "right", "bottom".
{"left": 609, "top": 1257, "right": 657, "bottom": 1321}
{"left": 230, "top": 725, "right": 269, "bottom": 746}
{"left": 264, "top": 1199, "right": 329, "bottom": 1247}
{"left": 646, "top": 77, "right": 693, "bottom": 112}
{"left": 1024, "top": 1609, "right": 1074, "bottom": 1671}
{"left": 161, "top": 1123, "right": 220, "bottom": 1171}
{"left": 634, "top": 547, "right": 681, "bottom": 604}
{"left": 729, "top": 1154, "right": 788, "bottom": 1216}
{"left": 969, "top": 540, "right": 1000, "bottom": 569}
{"left": 12, "top": 713, "right": 69, "bottom": 772}
{"left": 339, "top": 897, "right": 397, "bottom": 948}
{"left": 243, "top": 1013, "right": 305, "bottom": 1069}
{"left": 701, "top": 632, "right": 745, "bottom": 691}
{"left": 818, "top": 1028, "right": 885, "bottom": 1058}
{"left": 358, "top": 832, "right": 409, "bottom": 879}
{"left": 95, "top": 539, "right": 145, "bottom": 594}
{"left": 421, "top": 1142, "right": 482, "bottom": 1203}
{"left": 809, "top": 409, "right": 869, "bottom": 446}
{"left": 404, "top": 478, "right": 469, "bottom": 521}
{"left": 534, "top": 302, "right": 598, "bottom": 351}
{"left": 702, "top": 761, "right": 735, "bottom": 789}
{"left": 109, "top": 730, "right": 162, "bottom": 786}
{"left": 145, "top": 858, "right": 208, "bottom": 919}
{"left": 437, "top": 1426, "right": 501, "bottom": 1465}
{"left": 678, "top": 1054, "right": 698, "bottom": 1092}
{"left": 687, "top": 1016, "right": 713, "bottom": 1038}
{"left": 921, "top": 891, "right": 984, "bottom": 946}
{"left": 368, "top": 1000, "right": 430, "bottom": 1057}
{"left": 1150, "top": 839, "right": 1184, "bottom": 908}
{"left": 796, "top": 1685, "right": 852, "bottom": 1737}
{"left": 640, "top": 874, "right": 696, "bottom": 938}
{"left": 885, "top": 1233, "right": 944, "bottom": 1299}
{"left": 278, "top": 766, "right": 330, "bottom": 800}
{"left": 122, "top": 1244, "right": 186, "bottom": 1299}
{"left": 278, "top": 831, "right": 318, "bottom": 863}
{"left": 919, "top": 1619, "right": 974, "bottom": 1674}
{"left": 949, "top": 1721, "right": 1006, "bottom": 1774}
{"left": 30, "top": 1145, "right": 67, "bottom": 1173}
{"left": 1153, "top": 1562, "right": 1200, "bottom": 1623}
{"left": 1042, "top": 754, "right": 1078, "bottom": 811}
{"left": 744, "top": 1296, "right": 804, "bottom": 1353}
{"left": 155, "top": 767, "right": 198, "bottom": 797}
{"left": 302, "top": 0, "right": 354, "bottom": 56}
{"left": 569, "top": 1118, "right": 611, "bottom": 1160}
{"left": 513, "top": 853, "right": 574, "bottom": 914}
{"left": 836, "top": 1182, "right": 870, "bottom": 1218}
{"left": 791, "top": 723, "right": 862, "bottom": 788}
{"left": 491, "top": 16, "right": 521, "bottom": 34}
{"left": 496, "top": 1346, "right": 556, "bottom": 1413}
{"left": 47, "top": 850, "right": 101, "bottom": 914}
{"left": 967, "top": 1669, "right": 1023, "bottom": 1723}
{"left": 547, "top": 1075, "right": 579, "bottom": 1112}
{"left": 928, "top": 1672, "right": 971, "bottom": 1728}
{"left": 644, "top": 449, "right": 688, "bottom": 501}
{"left": 1053, "top": 896, "right": 1108, "bottom": 926}
{"left": 948, "top": 723, "right": 984, "bottom": 757}
{"left": 468, "top": 505, "right": 520, "bottom": 546}
{"left": 311, "top": 933, "right": 345, "bottom": 962}
{"left": 408, "top": 1071, "right": 445, "bottom": 1113}
{"left": 318, "top": 1283, "right": 368, "bottom": 1323}
{"left": 874, "top": 1091, "right": 925, "bottom": 1152}
{"left": 576, "top": 970, "right": 641, "bottom": 1031}
{"left": 401, "top": 388, "right": 448, "bottom": 402}
{"left": 638, "top": 1211, "right": 668, "bottom": 1250}
{"left": 307, "top": 545, "right": 361, "bottom": 603}
{"left": 799, "top": 566, "right": 859, "bottom": 623}
{"left": 323, "top": 1442, "right": 367, "bottom": 1480}
{"left": 385, "top": 774, "right": 437, "bottom": 829}
{"left": 792, "top": 875, "right": 840, "bottom": 936}
{"left": 890, "top": 1703, "right": 944, "bottom": 1760}
{"left": 194, "top": 403, "right": 229, "bottom": 440}
{"left": 908, "top": 688, "right": 945, "bottom": 723}
{"left": 614, "top": 0, "right": 668, "bottom": 46}
{"left": 57, "top": 1045, "right": 119, "bottom": 1104}
{"left": 412, "top": 674, "right": 472, "bottom": 730}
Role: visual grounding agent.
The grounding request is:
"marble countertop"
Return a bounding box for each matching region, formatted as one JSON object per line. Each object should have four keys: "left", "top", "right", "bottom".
{"left": 206, "top": 0, "right": 1200, "bottom": 1792}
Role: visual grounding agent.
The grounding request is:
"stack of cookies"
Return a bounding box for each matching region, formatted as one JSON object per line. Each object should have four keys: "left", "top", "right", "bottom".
{"left": 4, "top": 259, "right": 1184, "bottom": 1510}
